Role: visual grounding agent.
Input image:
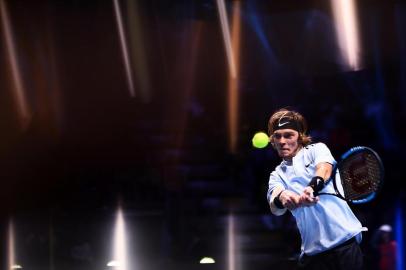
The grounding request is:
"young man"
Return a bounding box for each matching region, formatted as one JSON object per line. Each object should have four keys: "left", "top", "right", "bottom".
{"left": 266, "top": 108, "right": 366, "bottom": 270}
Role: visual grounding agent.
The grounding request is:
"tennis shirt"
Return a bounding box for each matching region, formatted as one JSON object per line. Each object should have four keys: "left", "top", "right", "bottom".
{"left": 267, "top": 142, "right": 367, "bottom": 255}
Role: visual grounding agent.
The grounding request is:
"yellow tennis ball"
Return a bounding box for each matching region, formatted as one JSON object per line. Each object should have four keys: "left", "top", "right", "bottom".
{"left": 252, "top": 132, "right": 269, "bottom": 148}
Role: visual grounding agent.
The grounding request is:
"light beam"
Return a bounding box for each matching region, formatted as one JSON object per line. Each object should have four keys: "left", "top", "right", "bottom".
{"left": 112, "top": 207, "right": 128, "bottom": 270}
{"left": 227, "top": 1, "right": 241, "bottom": 153}
{"left": 227, "top": 214, "right": 235, "bottom": 270}
{"left": 331, "top": 0, "right": 361, "bottom": 70}
{"left": 0, "top": 0, "right": 31, "bottom": 128}
{"left": 7, "top": 219, "right": 16, "bottom": 270}
{"left": 216, "top": 0, "right": 237, "bottom": 78}
{"left": 113, "top": 0, "right": 136, "bottom": 97}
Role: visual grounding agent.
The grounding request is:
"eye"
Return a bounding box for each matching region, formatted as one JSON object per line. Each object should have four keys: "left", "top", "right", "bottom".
{"left": 273, "top": 133, "right": 282, "bottom": 139}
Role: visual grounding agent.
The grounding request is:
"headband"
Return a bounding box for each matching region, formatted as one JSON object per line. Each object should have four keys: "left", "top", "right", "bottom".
{"left": 272, "top": 115, "right": 303, "bottom": 133}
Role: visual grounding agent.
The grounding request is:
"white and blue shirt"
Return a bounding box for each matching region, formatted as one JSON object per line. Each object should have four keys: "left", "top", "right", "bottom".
{"left": 267, "top": 143, "right": 366, "bottom": 255}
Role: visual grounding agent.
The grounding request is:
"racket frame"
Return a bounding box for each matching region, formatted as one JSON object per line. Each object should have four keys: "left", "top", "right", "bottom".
{"left": 315, "top": 146, "right": 384, "bottom": 204}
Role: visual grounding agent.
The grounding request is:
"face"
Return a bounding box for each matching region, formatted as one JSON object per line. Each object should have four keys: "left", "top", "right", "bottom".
{"left": 272, "top": 129, "right": 301, "bottom": 160}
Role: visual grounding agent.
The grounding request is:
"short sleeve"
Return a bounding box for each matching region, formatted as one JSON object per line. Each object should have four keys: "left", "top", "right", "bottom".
{"left": 313, "top": 143, "right": 336, "bottom": 167}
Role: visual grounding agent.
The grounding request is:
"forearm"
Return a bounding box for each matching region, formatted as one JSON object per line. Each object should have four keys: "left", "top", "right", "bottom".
{"left": 304, "top": 143, "right": 336, "bottom": 198}
{"left": 315, "top": 162, "right": 333, "bottom": 181}
{"left": 306, "top": 162, "right": 333, "bottom": 195}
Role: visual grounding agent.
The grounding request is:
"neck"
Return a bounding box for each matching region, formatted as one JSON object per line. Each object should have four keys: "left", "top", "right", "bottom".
{"left": 283, "top": 145, "right": 303, "bottom": 162}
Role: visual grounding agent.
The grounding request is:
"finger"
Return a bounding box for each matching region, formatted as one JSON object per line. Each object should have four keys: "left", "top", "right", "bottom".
{"left": 293, "top": 196, "right": 302, "bottom": 204}
{"left": 308, "top": 196, "right": 317, "bottom": 203}
{"left": 301, "top": 195, "right": 318, "bottom": 206}
{"left": 304, "top": 189, "right": 312, "bottom": 196}
{"left": 287, "top": 200, "right": 298, "bottom": 209}
{"left": 308, "top": 197, "right": 319, "bottom": 204}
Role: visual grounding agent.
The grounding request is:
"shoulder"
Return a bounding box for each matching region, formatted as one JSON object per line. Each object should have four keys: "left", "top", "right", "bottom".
{"left": 304, "top": 142, "right": 329, "bottom": 149}
{"left": 305, "top": 142, "right": 335, "bottom": 164}
{"left": 269, "top": 162, "right": 285, "bottom": 179}
{"left": 304, "top": 142, "right": 331, "bottom": 153}
{"left": 271, "top": 162, "right": 284, "bottom": 174}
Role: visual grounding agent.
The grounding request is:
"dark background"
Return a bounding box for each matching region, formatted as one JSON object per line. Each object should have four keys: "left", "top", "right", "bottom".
{"left": 0, "top": 0, "right": 405, "bottom": 269}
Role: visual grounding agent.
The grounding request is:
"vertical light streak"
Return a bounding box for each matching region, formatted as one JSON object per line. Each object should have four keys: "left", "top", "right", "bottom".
{"left": 227, "top": 1, "right": 241, "bottom": 153}
{"left": 7, "top": 219, "right": 16, "bottom": 270}
{"left": 330, "top": 0, "right": 361, "bottom": 70}
{"left": 228, "top": 78, "right": 239, "bottom": 153}
{"left": 227, "top": 214, "right": 235, "bottom": 270}
{"left": 127, "top": 0, "right": 151, "bottom": 102}
{"left": 216, "top": 0, "right": 237, "bottom": 78}
{"left": 49, "top": 216, "right": 55, "bottom": 270}
{"left": 113, "top": 0, "right": 136, "bottom": 97}
{"left": 395, "top": 203, "right": 404, "bottom": 270}
{"left": 0, "top": 0, "right": 31, "bottom": 127}
{"left": 114, "top": 207, "right": 128, "bottom": 270}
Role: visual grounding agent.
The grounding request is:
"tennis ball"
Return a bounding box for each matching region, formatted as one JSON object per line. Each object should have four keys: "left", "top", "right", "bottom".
{"left": 252, "top": 132, "right": 269, "bottom": 148}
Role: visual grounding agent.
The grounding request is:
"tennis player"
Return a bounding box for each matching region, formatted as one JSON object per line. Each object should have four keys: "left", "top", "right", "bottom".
{"left": 266, "top": 108, "right": 366, "bottom": 270}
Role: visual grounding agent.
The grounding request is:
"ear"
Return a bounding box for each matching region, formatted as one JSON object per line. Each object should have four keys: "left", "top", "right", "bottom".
{"left": 298, "top": 133, "right": 304, "bottom": 143}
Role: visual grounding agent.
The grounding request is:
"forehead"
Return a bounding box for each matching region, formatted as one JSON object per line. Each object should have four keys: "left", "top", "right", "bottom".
{"left": 273, "top": 129, "right": 298, "bottom": 134}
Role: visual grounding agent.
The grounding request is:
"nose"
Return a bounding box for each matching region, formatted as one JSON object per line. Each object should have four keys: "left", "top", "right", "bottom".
{"left": 278, "top": 136, "right": 287, "bottom": 144}
{"left": 276, "top": 140, "right": 286, "bottom": 148}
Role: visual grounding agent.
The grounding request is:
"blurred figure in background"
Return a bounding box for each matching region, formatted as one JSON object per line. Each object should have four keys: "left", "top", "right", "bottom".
{"left": 370, "top": 224, "right": 397, "bottom": 270}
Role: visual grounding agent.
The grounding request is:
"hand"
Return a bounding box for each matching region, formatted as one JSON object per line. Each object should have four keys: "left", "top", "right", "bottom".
{"left": 299, "top": 186, "right": 319, "bottom": 206}
{"left": 279, "top": 190, "right": 302, "bottom": 210}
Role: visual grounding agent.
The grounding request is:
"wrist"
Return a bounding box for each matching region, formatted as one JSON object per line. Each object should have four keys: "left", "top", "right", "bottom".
{"left": 273, "top": 190, "right": 285, "bottom": 209}
{"left": 308, "top": 176, "right": 325, "bottom": 193}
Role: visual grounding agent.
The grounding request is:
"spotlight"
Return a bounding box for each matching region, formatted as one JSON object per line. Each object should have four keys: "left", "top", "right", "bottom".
{"left": 107, "top": 260, "right": 121, "bottom": 267}
{"left": 199, "top": 257, "right": 215, "bottom": 264}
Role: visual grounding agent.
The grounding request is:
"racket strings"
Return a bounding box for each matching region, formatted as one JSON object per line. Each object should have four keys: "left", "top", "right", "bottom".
{"left": 339, "top": 152, "right": 382, "bottom": 200}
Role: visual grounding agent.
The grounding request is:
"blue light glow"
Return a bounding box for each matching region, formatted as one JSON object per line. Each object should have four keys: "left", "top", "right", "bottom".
{"left": 246, "top": 1, "right": 278, "bottom": 66}
{"left": 395, "top": 202, "right": 404, "bottom": 270}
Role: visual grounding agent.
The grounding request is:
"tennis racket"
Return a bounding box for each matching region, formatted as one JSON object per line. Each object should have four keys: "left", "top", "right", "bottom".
{"left": 314, "top": 146, "right": 384, "bottom": 204}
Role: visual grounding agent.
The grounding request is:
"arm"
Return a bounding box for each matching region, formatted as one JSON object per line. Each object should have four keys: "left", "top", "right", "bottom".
{"left": 269, "top": 186, "right": 287, "bottom": 216}
{"left": 314, "top": 162, "right": 333, "bottom": 181}
{"left": 300, "top": 162, "right": 333, "bottom": 205}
